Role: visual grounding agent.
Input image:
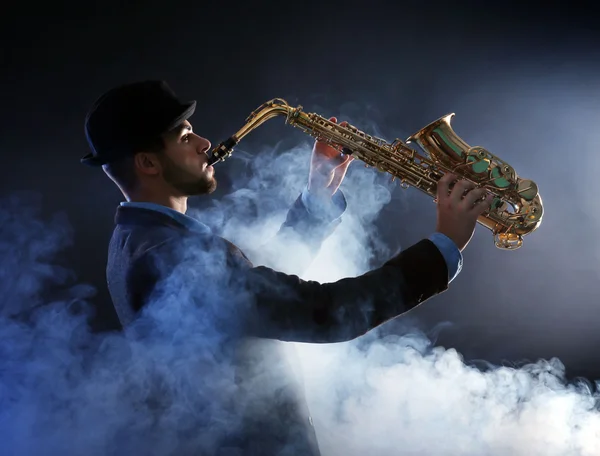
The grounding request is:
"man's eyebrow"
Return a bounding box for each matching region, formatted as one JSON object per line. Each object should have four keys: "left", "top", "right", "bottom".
{"left": 172, "top": 125, "right": 192, "bottom": 137}
{"left": 167, "top": 124, "right": 192, "bottom": 139}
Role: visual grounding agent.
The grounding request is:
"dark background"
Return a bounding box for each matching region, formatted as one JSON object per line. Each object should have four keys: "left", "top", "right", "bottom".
{"left": 2, "top": 0, "right": 600, "bottom": 382}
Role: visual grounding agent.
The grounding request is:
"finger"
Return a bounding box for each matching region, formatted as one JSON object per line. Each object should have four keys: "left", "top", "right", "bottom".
{"left": 327, "top": 153, "right": 348, "bottom": 167}
{"left": 332, "top": 149, "right": 355, "bottom": 167}
{"left": 450, "top": 179, "right": 476, "bottom": 204}
{"left": 340, "top": 121, "right": 349, "bottom": 127}
{"left": 335, "top": 154, "right": 354, "bottom": 171}
{"left": 471, "top": 194, "right": 494, "bottom": 215}
{"left": 329, "top": 116, "right": 338, "bottom": 124}
{"left": 437, "top": 173, "right": 457, "bottom": 202}
{"left": 461, "top": 187, "right": 488, "bottom": 208}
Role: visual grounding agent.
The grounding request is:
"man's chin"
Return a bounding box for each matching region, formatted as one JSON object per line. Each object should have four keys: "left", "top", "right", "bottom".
{"left": 173, "top": 177, "right": 217, "bottom": 197}
{"left": 206, "top": 177, "right": 217, "bottom": 194}
{"left": 205, "top": 179, "right": 217, "bottom": 195}
{"left": 190, "top": 178, "right": 217, "bottom": 196}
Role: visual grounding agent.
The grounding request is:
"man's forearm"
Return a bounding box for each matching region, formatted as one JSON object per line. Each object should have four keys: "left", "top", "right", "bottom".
{"left": 246, "top": 238, "right": 450, "bottom": 344}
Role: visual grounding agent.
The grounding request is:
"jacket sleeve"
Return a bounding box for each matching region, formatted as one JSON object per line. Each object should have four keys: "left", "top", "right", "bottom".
{"left": 245, "top": 190, "right": 347, "bottom": 275}
{"left": 244, "top": 238, "right": 449, "bottom": 343}
{"left": 277, "top": 189, "right": 347, "bottom": 252}
{"left": 129, "top": 230, "right": 449, "bottom": 345}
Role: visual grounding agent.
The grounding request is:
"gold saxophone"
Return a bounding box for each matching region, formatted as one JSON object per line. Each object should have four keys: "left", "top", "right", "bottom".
{"left": 208, "top": 99, "right": 543, "bottom": 250}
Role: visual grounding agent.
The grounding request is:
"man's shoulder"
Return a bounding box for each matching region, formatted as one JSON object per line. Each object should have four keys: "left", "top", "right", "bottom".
{"left": 108, "top": 223, "right": 184, "bottom": 267}
{"left": 110, "top": 222, "right": 225, "bottom": 265}
{"left": 112, "top": 222, "right": 178, "bottom": 247}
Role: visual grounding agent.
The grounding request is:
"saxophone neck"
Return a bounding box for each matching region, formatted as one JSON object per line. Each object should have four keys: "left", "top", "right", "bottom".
{"left": 208, "top": 99, "right": 298, "bottom": 165}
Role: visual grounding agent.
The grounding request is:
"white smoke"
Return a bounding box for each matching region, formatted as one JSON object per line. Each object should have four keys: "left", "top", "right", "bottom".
{"left": 2, "top": 93, "right": 600, "bottom": 455}
{"left": 296, "top": 341, "right": 600, "bottom": 456}
{"left": 190, "top": 105, "right": 600, "bottom": 455}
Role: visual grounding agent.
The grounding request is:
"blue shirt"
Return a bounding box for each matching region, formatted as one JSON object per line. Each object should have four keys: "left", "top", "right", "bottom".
{"left": 121, "top": 188, "right": 462, "bottom": 283}
{"left": 428, "top": 232, "right": 462, "bottom": 283}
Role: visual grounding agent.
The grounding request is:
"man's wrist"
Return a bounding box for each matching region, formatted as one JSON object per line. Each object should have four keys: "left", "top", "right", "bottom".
{"left": 301, "top": 186, "right": 346, "bottom": 221}
{"left": 428, "top": 232, "right": 463, "bottom": 283}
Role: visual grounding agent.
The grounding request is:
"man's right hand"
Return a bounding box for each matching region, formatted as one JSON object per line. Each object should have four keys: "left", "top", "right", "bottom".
{"left": 434, "top": 173, "right": 493, "bottom": 251}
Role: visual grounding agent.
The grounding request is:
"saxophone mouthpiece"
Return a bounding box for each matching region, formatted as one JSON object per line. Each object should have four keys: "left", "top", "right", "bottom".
{"left": 207, "top": 137, "right": 238, "bottom": 166}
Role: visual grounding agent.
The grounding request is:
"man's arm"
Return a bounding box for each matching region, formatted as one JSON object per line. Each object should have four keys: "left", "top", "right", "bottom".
{"left": 242, "top": 172, "right": 491, "bottom": 344}
{"left": 133, "top": 174, "right": 488, "bottom": 346}
{"left": 237, "top": 189, "right": 346, "bottom": 275}
{"left": 243, "top": 118, "right": 353, "bottom": 273}
{"left": 131, "top": 228, "right": 452, "bottom": 345}
{"left": 275, "top": 186, "right": 347, "bottom": 250}
{"left": 244, "top": 237, "right": 450, "bottom": 344}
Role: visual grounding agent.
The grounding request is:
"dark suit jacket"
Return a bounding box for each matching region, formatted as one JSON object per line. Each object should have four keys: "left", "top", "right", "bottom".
{"left": 106, "top": 194, "right": 449, "bottom": 455}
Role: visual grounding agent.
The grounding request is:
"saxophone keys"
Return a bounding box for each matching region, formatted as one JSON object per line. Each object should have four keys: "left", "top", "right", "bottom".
{"left": 494, "top": 232, "right": 523, "bottom": 250}
{"left": 516, "top": 179, "right": 539, "bottom": 201}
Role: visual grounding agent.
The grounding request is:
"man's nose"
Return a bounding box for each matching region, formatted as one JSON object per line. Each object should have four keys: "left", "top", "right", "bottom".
{"left": 198, "top": 137, "right": 211, "bottom": 155}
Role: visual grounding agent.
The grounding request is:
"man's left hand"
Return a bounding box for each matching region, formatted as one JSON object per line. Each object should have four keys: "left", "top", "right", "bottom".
{"left": 308, "top": 117, "right": 354, "bottom": 198}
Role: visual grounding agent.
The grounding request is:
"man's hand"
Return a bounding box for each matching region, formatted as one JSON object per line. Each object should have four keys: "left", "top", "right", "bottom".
{"left": 435, "top": 173, "right": 494, "bottom": 251}
{"left": 307, "top": 117, "right": 354, "bottom": 197}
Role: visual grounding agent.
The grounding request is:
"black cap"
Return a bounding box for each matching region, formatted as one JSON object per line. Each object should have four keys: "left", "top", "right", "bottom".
{"left": 81, "top": 80, "right": 196, "bottom": 167}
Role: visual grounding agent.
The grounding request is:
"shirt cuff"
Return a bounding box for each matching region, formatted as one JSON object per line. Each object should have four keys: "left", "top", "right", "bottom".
{"left": 428, "top": 232, "right": 463, "bottom": 283}
{"left": 301, "top": 185, "right": 347, "bottom": 222}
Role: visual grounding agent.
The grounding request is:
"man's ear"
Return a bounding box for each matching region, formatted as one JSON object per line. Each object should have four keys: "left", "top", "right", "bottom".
{"left": 134, "top": 152, "right": 161, "bottom": 176}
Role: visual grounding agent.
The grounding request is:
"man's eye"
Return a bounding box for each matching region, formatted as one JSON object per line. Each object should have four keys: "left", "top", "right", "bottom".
{"left": 182, "top": 135, "right": 189, "bottom": 143}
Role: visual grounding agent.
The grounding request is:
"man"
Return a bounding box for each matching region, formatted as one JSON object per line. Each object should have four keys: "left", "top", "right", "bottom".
{"left": 82, "top": 81, "right": 491, "bottom": 455}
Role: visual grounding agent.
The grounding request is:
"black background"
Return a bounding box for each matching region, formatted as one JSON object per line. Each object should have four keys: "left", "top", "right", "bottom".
{"left": 2, "top": 0, "right": 600, "bottom": 382}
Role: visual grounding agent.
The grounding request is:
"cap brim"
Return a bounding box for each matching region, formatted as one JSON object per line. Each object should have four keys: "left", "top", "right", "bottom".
{"left": 167, "top": 100, "right": 196, "bottom": 130}
{"left": 80, "top": 100, "right": 197, "bottom": 167}
{"left": 80, "top": 152, "right": 107, "bottom": 167}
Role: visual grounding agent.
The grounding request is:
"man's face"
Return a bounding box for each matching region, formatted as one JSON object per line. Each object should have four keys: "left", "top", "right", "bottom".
{"left": 158, "top": 121, "right": 217, "bottom": 196}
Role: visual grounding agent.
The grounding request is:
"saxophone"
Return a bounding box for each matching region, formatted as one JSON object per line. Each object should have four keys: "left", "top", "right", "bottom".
{"left": 208, "top": 99, "right": 543, "bottom": 250}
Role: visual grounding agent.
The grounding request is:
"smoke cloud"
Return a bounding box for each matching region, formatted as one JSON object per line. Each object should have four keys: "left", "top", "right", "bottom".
{"left": 2, "top": 92, "right": 600, "bottom": 455}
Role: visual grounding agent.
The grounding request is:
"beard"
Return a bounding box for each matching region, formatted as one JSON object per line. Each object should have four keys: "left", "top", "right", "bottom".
{"left": 159, "top": 155, "right": 217, "bottom": 196}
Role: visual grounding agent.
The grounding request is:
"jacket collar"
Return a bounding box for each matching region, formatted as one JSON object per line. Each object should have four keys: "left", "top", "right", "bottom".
{"left": 115, "top": 204, "right": 212, "bottom": 235}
